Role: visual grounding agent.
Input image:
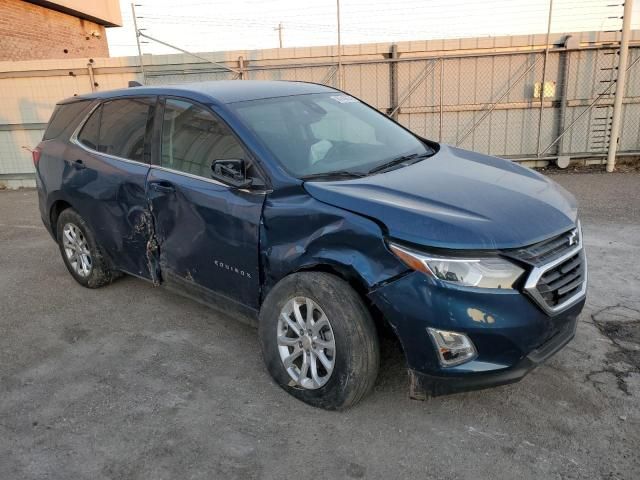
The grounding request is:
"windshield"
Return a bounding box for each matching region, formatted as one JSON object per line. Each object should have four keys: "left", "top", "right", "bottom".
{"left": 230, "top": 92, "right": 435, "bottom": 178}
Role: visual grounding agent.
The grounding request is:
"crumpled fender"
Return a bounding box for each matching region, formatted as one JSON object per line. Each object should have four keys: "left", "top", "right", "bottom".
{"left": 259, "top": 188, "right": 408, "bottom": 300}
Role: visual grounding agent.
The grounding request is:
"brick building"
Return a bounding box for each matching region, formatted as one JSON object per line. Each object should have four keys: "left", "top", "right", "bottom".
{"left": 0, "top": 0, "right": 122, "bottom": 61}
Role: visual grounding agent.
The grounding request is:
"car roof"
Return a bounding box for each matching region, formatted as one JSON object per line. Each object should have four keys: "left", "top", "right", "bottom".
{"left": 66, "top": 80, "right": 337, "bottom": 105}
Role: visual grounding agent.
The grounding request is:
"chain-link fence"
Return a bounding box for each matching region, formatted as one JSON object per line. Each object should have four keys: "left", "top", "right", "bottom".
{"left": 141, "top": 42, "right": 640, "bottom": 161}
{"left": 2, "top": 31, "right": 639, "bottom": 188}
{"left": 620, "top": 46, "right": 640, "bottom": 152}
{"left": 125, "top": 0, "right": 639, "bottom": 164}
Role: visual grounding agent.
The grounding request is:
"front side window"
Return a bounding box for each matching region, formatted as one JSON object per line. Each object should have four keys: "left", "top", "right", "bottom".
{"left": 77, "top": 97, "right": 153, "bottom": 162}
{"left": 230, "top": 93, "right": 434, "bottom": 178}
{"left": 161, "top": 98, "right": 245, "bottom": 178}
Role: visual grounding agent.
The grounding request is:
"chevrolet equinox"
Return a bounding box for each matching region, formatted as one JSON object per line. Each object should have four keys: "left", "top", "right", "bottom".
{"left": 35, "top": 81, "right": 587, "bottom": 409}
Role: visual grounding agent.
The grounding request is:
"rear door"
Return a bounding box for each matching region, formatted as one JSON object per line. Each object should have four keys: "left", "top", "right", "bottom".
{"left": 67, "top": 96, "right": 156, "bottom": 280}
{"left": 146, "top": 97, "right": 266, "bottom": 308}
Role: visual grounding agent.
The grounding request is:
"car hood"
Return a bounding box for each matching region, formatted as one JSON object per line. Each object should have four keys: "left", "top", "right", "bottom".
{"left": 303, "top": 144, "right": 578, "bottom": 250}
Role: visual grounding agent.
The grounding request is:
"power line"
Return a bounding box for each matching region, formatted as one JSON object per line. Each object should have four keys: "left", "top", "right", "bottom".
{"left": 110, "top": 0, "right": 631, "bottom": 57}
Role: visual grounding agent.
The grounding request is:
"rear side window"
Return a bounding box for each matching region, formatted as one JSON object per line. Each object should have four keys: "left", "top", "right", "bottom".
{"left": 77, "top": 97, "right": 154, "bottom": 162}
{"left": 43, "top": 100, "right": 91, "bottom": 140}
{"left": 161, "top": 98, "right": 244, "bottom": 178}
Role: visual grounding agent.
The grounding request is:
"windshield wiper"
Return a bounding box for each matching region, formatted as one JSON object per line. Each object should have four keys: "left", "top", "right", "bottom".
{"left": 367, "top": 152, "right": 430, "bottom": 175}
{"left": 301, "top": 170, "right": 365, "bottom": 181}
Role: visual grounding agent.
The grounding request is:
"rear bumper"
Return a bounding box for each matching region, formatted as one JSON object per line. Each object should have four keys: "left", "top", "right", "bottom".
{"left": 35, "top": 171, "right": 55, "bottom": 240}
{"left": 38, "top": 198, "right": 56, "bottom": 241}
{"left": 407, "top": 315, "right": 577, "bottom": 398}
{"left": 368, "top": 271, "right": 585, "bottom": 397}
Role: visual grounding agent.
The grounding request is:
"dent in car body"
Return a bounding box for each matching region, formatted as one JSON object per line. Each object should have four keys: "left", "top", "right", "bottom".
{"left": 146, "top": 167, "right": 265, "bottom": 308}
{"left": 139, "top": 206, "right": 162, "bottom": 286}
{"left": 38, "top": 134, "right": 154, "bottom": 280}
{"left": 259, "top": 186, "right": 409, "bottom": 300}
{"left": 368, "top": 270, "right": 585, "bottom": 375}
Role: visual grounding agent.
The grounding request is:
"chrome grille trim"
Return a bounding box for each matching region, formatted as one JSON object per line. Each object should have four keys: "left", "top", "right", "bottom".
{"left": 523, "top": 221, "right": 587, "bottom": 315}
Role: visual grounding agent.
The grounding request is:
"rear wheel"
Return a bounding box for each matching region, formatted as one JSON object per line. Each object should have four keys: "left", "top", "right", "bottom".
{"left": 56, "top": 209, "right": 116, "bottom": 288}
{"left": 259, "top": 272, "right": 379, "bottom": 410}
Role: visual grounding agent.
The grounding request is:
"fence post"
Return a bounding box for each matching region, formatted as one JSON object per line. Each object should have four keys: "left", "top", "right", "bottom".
{"left": 606, "top": 0, "right": 634, "bottom": 172}
{"left": 439, "top": 57, "right": 444, "bottom": 142}
{"left": 238, "top": 56, "right": 246, "bottom": 80}
{"left": 555, "top": 39, "right": 572, "bottom": 155}
{"left": 390, "top": 44, "right": 399, "bottom": 120}
{"left": 336, "top": 0, "right": 343, "bottom": 89}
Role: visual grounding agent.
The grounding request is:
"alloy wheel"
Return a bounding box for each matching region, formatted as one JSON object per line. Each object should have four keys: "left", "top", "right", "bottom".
{"left": 62, "top": 223, "right": 92, "bottom": 277}
{"left": 277, "top": 296, "right": 336, "bottom": 389}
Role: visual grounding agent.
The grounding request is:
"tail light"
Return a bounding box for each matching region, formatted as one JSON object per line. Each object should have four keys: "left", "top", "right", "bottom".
{"left": 32, "top": 147, "right": 41, "bottom": 167}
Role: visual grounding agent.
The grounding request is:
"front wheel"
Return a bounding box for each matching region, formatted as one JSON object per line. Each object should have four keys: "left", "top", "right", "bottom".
{"left": 259, "top": 272, "right": 379, "bottom": 410}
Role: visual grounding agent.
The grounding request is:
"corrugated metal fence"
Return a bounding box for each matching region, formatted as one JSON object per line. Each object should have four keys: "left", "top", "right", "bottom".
{"left": 1, "top": 30, "right": 639, "bottom": 187}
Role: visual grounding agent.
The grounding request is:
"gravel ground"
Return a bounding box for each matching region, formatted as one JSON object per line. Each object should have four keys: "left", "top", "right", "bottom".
{"left": 1, "top": 172, "right": 639, "bottom": 480}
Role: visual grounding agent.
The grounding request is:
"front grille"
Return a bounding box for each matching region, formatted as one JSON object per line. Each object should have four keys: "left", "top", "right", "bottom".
{"left": 535, "top": 250, "right": 586, "bottom": 308}
{"left": 513, "top": 223, "right": 587, "bottom": 314}
{"left": 509, "top": 228, "right": 580, "bottom": 265}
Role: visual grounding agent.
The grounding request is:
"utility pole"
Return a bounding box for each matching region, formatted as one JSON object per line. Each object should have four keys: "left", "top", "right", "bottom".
{"left": 606, "top": 0, "right": 633, "bottom": 172}
{"left": 131, "top": 2, "right": 146, "bottom": 84}
{"left": 274, "top": 22, "right": 284, "bottom": 48}
{"left": 336, "top": 0, "right": 342, "bottom": 89}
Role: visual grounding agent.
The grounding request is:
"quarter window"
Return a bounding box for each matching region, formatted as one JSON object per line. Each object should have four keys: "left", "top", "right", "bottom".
{"left": 44, "top": 100, "right": 91, "bottom": 140}
{"left": 161, "top": 98, "right": 245, "bottom": 178}
{"left": 78, "top": 98, "right": 153, "bottom": 162}
{"left": 77, "top": 104, "right": 101, "bottom": 151}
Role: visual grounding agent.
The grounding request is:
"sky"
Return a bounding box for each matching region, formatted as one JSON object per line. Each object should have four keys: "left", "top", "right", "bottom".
{"left": 106, "top": 0, "right": 640, "bottom": 57}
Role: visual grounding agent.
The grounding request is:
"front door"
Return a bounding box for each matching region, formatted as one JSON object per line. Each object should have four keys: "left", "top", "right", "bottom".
{"left": 146, "top": 97, "right": 265, "bottom": 308}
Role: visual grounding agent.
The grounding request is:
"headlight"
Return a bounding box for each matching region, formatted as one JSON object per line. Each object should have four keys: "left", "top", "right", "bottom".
{"left": 388, "top": 242, "right": 524, "bottom": 289}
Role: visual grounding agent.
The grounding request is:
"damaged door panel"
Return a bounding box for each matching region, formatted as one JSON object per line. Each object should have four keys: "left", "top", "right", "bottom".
{"left": 140, "top": 206, "right": 162, "bottom": 285}
{"left": 69, "top": 160, "right": 153, "bottom": 279}
{"left": 146, "top": 166, "right": 265, "bottom": 308}
{"left": 145, "top": 96, "right": 266, "bottom": 308}
{"left": 56, "top": 97, "right": 156, "bottom": 280}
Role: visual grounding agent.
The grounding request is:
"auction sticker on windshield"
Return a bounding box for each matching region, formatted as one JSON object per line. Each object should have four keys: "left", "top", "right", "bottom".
{"left": 331, "top": 94, "right": 358, "bottom": 103}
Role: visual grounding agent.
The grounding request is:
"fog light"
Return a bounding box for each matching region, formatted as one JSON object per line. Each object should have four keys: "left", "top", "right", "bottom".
{"left": 427, "top": 328, "right": 477, "bottom": 367}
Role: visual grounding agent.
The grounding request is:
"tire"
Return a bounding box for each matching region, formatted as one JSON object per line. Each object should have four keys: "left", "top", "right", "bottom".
{"left": 56, "top": 208, "right": 116, "bottom": 288}
{"left": 259, "top": 272, "right": 379, "bottom": 410}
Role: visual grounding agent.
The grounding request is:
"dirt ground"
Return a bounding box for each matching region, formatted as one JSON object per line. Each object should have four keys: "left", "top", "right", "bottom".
{"left": 1, "top": 171, "right": 639, "bottom": 479}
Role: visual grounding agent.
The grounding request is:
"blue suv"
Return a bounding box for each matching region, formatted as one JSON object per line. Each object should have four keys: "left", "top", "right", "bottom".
{"left": 35, "top": 81, "right": 586, "bottom": 409}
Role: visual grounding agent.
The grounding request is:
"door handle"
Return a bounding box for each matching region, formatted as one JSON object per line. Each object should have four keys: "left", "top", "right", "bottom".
{"left": 149, "top": 180, "right": 175, "bottom": 193}
{"left": 72, "top": 159, "right": 86, "bottom": 170}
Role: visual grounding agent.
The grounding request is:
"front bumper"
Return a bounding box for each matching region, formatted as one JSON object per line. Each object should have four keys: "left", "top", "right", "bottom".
{"left": 408, "top": 314, "right": 577, "bottom": 398}
{"left": 369, "top": 271, "right": 585, "bottom": 397}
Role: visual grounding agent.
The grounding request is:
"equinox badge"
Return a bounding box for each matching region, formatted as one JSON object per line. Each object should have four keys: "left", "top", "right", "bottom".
{"left": 213, "top": 259, "right": 252, "bottom": 279}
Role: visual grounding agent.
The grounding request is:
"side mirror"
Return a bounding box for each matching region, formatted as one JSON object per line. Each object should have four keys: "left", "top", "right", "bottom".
{"left": 211, "top": 159, "right": 253, "bottom": 188}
